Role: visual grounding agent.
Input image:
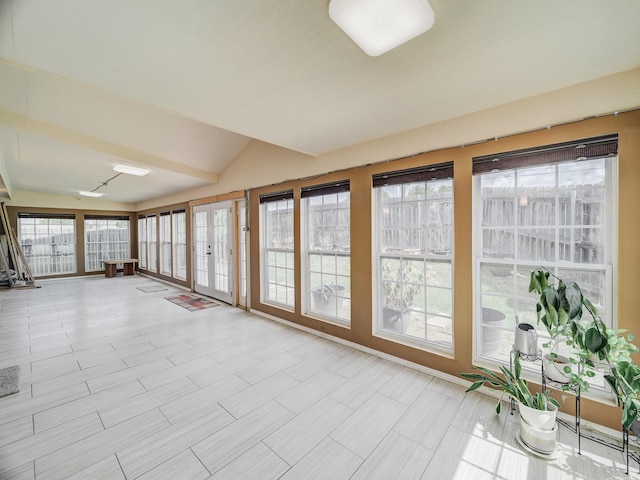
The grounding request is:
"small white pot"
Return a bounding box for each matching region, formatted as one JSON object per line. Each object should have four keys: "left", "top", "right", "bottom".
{"left": 520, "top": 418, "right": 558, "bottom": 454}
{"left": 518, "top": 401, "right": 557, "bottom": 431}
{"left": 543, "top": 353, "right": 576, "bottom": 383}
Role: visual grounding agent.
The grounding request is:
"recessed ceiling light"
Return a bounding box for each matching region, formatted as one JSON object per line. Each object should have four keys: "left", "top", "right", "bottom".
{"left": 79, "top": 190, "right": 103, "bottom": 197}
{"left": 329, "top": 0, "right": 435, "bottom": 57}
{"left": 113, "top": 164, "right": 149, "bottom": 176}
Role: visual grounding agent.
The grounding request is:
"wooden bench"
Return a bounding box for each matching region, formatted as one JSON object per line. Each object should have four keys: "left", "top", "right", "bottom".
{"left": 103, "top": 259, "right": 139, "bottom": 278}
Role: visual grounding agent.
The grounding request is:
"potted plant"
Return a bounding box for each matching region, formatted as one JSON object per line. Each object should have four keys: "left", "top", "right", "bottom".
{"left": 462, "top": 354, "right": 560, "bottom": 454}
{"left": 381, "top": 260, "right": 422, "bottom": 332}
{"left": 528, "top": 268, "right": 587, "bottom": 387}
{"left": 529, "top": 268, "right": 640, "bottom": 430}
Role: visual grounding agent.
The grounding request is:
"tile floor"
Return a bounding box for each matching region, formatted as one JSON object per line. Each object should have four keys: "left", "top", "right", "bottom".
{"left": 0, "top": 275, "right": 637, "bottom": 479}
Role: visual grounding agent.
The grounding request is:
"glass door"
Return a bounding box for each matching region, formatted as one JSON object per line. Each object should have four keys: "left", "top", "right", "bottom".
{"left": 193, "top": 202, "right": 234, "bottom": 304}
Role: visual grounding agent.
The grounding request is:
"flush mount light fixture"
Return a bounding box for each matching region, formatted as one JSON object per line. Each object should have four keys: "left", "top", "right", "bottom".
{"left": 78, "top": 164, "right": 149, "bottom": 199}
{"left": 113, "top": 164, "right": 149, "bottom": 176}
{"left": 79, "top": 190, "right": 104, "bottom": 198}
{"left": 329, "top": 0, "right": 435, "bottom": 56}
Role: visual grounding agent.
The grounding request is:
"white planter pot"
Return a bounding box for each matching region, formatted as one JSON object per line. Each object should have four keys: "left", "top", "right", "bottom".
{"left": 518, "top": 401, "right": 558, "bottom": 455}
{"left": 518, "top": 401, "right": 557, "bottom": 431}
{"left": 520, "top": 418, "right": 558, "bottom": 455}
{"left": 543, "top": 353, "right": 576, "bottom": 383}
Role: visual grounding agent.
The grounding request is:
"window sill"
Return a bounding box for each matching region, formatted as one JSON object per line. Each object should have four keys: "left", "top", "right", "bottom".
{"left": 261, "top": 300, "right": 295, "bottom": 314}
{"left": 303, "top": 311, "right": 351, "bottom": 330}
{"left": 373, "top": 328, "right": 454, "bottom": 359}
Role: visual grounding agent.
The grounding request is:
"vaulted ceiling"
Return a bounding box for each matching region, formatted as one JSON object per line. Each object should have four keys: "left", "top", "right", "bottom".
{"left": 1, "top": 1, "right": 639, "bottom": 204}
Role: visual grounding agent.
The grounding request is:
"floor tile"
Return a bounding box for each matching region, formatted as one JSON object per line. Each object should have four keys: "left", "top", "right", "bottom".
{"left": 160, "top": 374, "right": 248, "bottom": 424}
{"left": 34, "top": 379, "right": 145, "bottom": 432}
{"left": 86, "top": 357, "right": 174, "bottom": 393}
{"left": 351, "top": 431, "right": 432, "bottom": 480}
{"left": 275, "top": 369, "right": 347, "bottom": 415}
{"left": 279, "top": 437, "right": 362, "bottom": 480}
{"left": 99, "top": 376, "right": 198, "bottom": 428}
{"left": 0, "top": 412, "right": 104, "bottom": 476}
{"left": 265, "top": 396, "right": 353, "bottom": 464}
{"left": 219, "top": 372, "right": 299, "bottom": 418}
{"left": 377, "top": 366, "right": 432, "bottom": 405}
{"left": 0, "top": 416, "right": 33, "bottom": 447}
{"left": 236, "top": 352, "right": 302, "bottom": 385}
{"left": 117, "top": 403, "right": 233, "bottom": 479}
{"left": 138, "top": 356, "right": 217, "bottom": 390}
{"left": 393, "top": 388, "right": 461, "bottom": 450}
{"left": 64, "top": 455, "right": 126, "bottom": 480}
{"left": 209, "top": 442, "right": 289, "bottom": 480}
{"left": 331, "top": 393, "right": 407, "bottom": 458}
{"left": 329, "top": 367, "right": 392, "bottom": 410}
{"left": 34, "top": 409, "right": 169, "bottom": 479}
{"left": 135, "top": 450, "right": 210, "bottom": 480}
{"left": 192, "top": 401, "right": 294, "bottom": 474}
{"left": 0, "top": 462, "right": 34, "bottom": 480}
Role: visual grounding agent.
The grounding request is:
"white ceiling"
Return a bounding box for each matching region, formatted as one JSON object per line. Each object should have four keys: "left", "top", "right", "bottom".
{"left": 0, "top": 0, "right": 639, "bottom": 204}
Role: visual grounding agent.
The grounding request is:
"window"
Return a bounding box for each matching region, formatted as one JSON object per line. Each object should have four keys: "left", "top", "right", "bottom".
{"left": 146, "top": 215, "right": 157, "bottom": 273}
{"left": 159, "top": 212, "right": 172, "bottom": 276}
{"left": 473, "top": 135, "right": 618, "bottom": 375}
{"left": 138, "top": 216, "right": 147, "bottom": 269}
{"left": 374, "top": 163, "right": 454, "bottom": 350}
{"left": 172, "top": 210, "right": 186, "bottom": 280}
{"left": 260, "top": 191, "right": 295, "bottom": 308}
{"left": 303, "top": 181, "right": 350, "bottom": 324}
{"left": 18, "top": 214, "right": 76, "bottom": 276}
{"left": 84, "top": 216, "right": 130, "bottom": 272}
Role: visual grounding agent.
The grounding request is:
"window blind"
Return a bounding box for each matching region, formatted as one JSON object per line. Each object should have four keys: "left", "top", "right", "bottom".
{"left": 372, "top": 162, "right": 454, "bottom": 188}
{"left": 84, "top": 214, "right": 130, "bottom": 221}
{"left": 259, "top": 190, "right": 294, "bottom": 203}
{"left": 472, "top": 134, "right": 618, "bottom": 175}
{"left": 18, "top": 212, "right": 75, "bottom": 220}
{"left": 300, "top": 180, "right": 350, "bottom": 198}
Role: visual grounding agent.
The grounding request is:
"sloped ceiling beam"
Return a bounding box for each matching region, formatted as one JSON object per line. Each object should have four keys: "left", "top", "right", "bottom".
{"left": 0, "top": 109, "right": 219, "bottom": 183}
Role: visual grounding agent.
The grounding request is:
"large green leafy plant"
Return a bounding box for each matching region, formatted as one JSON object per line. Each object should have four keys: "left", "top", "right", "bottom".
{"left": 529, "top": 268, "right": 640, "bottom": 430}
{"left": 461, "top": 354, "right": 560, "bottom": 413}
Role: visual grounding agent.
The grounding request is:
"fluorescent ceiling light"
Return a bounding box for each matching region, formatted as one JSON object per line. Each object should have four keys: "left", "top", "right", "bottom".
{"left": 113, "top": 164, "right": 149, "bottom": 176}
{"left": 79, "top": 190, "right": 103, "bottom": 197}
{"left": 329, "top": 0, "right": 435, "bottom": 56}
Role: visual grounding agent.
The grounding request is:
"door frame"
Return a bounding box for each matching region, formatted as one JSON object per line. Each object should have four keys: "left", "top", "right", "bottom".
{"left": 192, "top": 201, "right": 235, "bottom": 304}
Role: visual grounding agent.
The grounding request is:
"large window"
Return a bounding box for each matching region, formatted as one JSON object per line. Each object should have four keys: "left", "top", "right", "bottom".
{"left": 374, "top": 163, "right": 454, "bottom": 350}
{"left": 84, "top": 216, "right": 130, "bottom": 272}
{"left": 19, "top": 214, "right": 76, "bottom": 276}
{"left": 303, "top": 181, "right": 350, "bottom": 324}
{"left": 260, "top": 191, "right": 295, "bottom": 308}
{"left": 172, "top": 210, "right": 186, "bottom": 280}
{"left": 473, "top": 135, "right": 618, "bottom": 372}
{"left": 146, "top": 215, "right": 157, "bottom": 273}
{"left": 159, "top": 212, "right": 172, "bottom": 276}
{"left": 138, "top": 216, "right": 147, "bottom": 269}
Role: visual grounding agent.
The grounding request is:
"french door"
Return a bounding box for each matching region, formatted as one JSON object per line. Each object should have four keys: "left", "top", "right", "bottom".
{"left": 193, "top": 201, "right": 234, "bottom": 304}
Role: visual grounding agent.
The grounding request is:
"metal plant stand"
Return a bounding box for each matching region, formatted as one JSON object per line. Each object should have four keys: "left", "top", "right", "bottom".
{"left": 510, "top": 347, "right": 638, "bottom": 475}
